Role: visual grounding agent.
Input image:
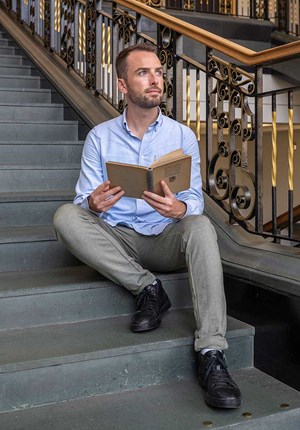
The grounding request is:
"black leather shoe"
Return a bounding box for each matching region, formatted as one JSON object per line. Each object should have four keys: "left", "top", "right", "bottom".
{"left": 198, "top": 350, "right": 241, "bottom": 408}
{"left": 130, "top": 279, "right": 171, "bottom": 332}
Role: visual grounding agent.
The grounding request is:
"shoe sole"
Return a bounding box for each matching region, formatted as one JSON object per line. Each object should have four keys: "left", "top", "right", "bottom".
{"left": 205, "top": 395, "right": 241, "bottom": 409}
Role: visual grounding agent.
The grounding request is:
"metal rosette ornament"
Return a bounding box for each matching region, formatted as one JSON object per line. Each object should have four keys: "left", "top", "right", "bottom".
{"left": 207, "top": 54, "right": 256, "bottom": 222}
{"left": 229, "top": 150, "right": 256, "bottom": 222}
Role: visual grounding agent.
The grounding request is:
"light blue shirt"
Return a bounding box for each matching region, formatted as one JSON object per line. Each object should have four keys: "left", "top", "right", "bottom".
{"left": 74, "top": 108, "right": 204, "bottom": 235}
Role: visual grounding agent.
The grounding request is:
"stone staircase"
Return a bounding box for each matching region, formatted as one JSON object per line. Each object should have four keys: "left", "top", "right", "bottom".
{"left": 0, "top": 25, "right": 300, "bottom": 430}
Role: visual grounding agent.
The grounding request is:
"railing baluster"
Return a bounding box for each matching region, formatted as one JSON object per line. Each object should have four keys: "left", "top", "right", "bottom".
{"left": 271, "top": 93, "right": 277, "bottom": 237}
{"left": 288, "top": 90, "right": 294, "bottom": 237}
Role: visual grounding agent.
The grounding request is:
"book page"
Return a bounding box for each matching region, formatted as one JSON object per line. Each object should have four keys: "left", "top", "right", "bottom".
{"left": 150, "top": 149, "right": 185, "bottom": 168}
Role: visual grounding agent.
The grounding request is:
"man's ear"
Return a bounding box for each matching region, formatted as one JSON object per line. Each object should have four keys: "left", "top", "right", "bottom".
{"left": 118, "top": 78, "right": 127, "bottom": 95}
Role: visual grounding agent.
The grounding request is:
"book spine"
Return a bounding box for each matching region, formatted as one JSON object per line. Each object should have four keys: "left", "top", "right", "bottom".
{"left": 147, "top": 168, "right": 154, "bottom": 192}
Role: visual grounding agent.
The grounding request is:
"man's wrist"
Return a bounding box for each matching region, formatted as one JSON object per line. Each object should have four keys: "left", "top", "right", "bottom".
{"left": 176, "top": 201, "right": 187, "bottom": 219}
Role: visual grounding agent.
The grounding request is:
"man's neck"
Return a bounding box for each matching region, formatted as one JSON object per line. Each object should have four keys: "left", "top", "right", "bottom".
{"left": 126, "top": 106, "right": 159, "bottom": 140}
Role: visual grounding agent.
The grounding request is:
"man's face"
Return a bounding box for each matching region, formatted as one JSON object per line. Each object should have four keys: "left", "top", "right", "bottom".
{"left": 118, "top": 50, "right": 164, "bottom": 109}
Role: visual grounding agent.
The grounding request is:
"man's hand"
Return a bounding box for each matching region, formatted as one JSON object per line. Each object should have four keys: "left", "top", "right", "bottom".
{"left": 88, "top": 180, "right": 124, "bottom": 213}
{"left": 142, "top": 181, "right": 187, "bottom": 219}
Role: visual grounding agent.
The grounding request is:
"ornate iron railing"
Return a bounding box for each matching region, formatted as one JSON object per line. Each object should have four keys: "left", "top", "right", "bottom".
{"left": 1, "top": 0, "right": 300, "bottom": 244}
{"left": 138, "top": 0, "right": 300, "bottom": 38}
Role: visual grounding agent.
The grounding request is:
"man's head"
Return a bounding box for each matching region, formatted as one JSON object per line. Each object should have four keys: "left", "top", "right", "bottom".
{"left": 116, "top": 43, "right": 164, "bottom": 110}
{"left": 116, "top": 43, "right": 158, "bottom": 80}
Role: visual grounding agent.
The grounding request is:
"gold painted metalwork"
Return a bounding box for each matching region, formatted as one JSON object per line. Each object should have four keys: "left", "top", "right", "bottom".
{"left": 107, "top": 25, "right": 111, "bottom": 73}
{"left": 102, "top": 22, "right": 106, "bottom": 67}
{"left": 54, "top": 0, "right": 61, "bottom": 32}
{"left": 138, "top": 0, "right": 162, "bottom": 6}
{"left": 196, "top": 74, "right": 200, "bottom": 141}
{"left": 186, "top": 69, "right": 191, "bottom": 128}
{"left": 24, "top": 0, "right": 29, "bottom": 6}
{"left": 288, "top": 107, "right": 294, "bottom": 191}
{"left": 79, "top": 8, "right": 86, "bottom": 55}
{"left": 271, "top": 110, "right": 277, "bottom": 188}
{"left": 219, "top": 0, "right": 232, "bottom": 15}
{"left": 183, "top": 0, "right": 194, "bottom": 11}
{"left": 40, "top": 0, "right": 44, "bottom": 20}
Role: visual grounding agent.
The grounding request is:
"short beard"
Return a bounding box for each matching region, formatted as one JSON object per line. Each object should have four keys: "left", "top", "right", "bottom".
{"left": 127, "top": 91, "right": 163, "bottom": 109}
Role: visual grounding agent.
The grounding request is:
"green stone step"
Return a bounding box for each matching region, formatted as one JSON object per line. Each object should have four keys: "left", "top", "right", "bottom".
{"left": 0, "top": 311, "right": 253, "bottom": 413}
{"left": 0, "top": 268, "right": 192, "bottom": 329}
{"left": 1, "top": 369, "right": 299, "bottom": 430}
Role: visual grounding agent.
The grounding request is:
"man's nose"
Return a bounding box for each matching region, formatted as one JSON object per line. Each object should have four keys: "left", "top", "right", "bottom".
{"left": 149, "top": 71, "right": 159, "bottom": 85}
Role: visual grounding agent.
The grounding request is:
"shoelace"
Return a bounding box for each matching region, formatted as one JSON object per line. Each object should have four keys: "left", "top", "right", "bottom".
{"left": 203, "top": 353, "right": 234, "bottom": 388}
{"left": 136, "top": 286, "right": 159, "bottom": 313}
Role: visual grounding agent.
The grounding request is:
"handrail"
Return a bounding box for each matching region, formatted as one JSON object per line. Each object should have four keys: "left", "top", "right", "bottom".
{"left": 118, "top": 0, "right": 300, "bottom": 66}
{"left": 264, "top": 205, "right": 300, "bottom": 233}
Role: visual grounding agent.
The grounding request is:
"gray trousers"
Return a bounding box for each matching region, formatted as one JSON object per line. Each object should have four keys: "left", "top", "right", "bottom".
{"left": 53, "top": 203, "right": 228, "bottom": 352}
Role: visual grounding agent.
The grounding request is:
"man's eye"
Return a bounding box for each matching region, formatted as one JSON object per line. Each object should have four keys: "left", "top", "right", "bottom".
{"left": 138, "top": 70, "right": 147, "bottom": 76}
{"left": 156, "top": 70, "right": 163, "bottom": 76}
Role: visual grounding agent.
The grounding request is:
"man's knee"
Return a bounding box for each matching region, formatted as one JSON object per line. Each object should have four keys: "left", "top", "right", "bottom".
{"left": 181, "top": 215, "right": 218, "bottom": 242}
{"left": 53, "top": 203, "right": 78, "bottom": 234}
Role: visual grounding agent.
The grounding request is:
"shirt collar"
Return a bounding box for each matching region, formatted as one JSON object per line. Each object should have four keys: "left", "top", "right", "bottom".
{"left": 122, "top": 107, "right": 163, "bottom": 134}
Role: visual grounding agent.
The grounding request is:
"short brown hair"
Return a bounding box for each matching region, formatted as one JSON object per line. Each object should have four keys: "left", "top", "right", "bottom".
{"left": 115, "top": 43, "right": 158, "bottom": 79}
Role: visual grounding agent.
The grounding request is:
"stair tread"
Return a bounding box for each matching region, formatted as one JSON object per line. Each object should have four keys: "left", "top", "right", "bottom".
{"left": 0, "top": 141, "right": 84, "bottom": 145}
{"left": 0, "top": 310, "right": 253, "bottom": 372}
{"left": 0, "top": 74, "right": 39, "bottom": 79}
{"left": 0, "top": 265, "right": 103, "bottom": 297}
{"left": 0, "top": 87, "right": 50, "bottom": 92}
{"left": 0, "top": 119, "right": 78, "bottom": 124}
{"left": 0, "top": 164, "right": 80, "bottom": 169}
{"left": 0, "top": 265, "right": 189, "bottom": 297}
{"left": 0, "top": 102, "right": 63, "bottom": 107}
{"left": 0, "top": 190, "right": 75, "bottom": 202}
{"left": 1, "top": 368, "right": 300, "bottom": 430}
{"left": 0, "top": 225, "right": 55, "bottom": 243}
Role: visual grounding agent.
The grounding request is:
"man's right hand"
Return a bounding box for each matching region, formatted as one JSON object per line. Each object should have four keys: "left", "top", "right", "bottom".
{"left": 88, "top": 180, "right": 124, "bottom": 213}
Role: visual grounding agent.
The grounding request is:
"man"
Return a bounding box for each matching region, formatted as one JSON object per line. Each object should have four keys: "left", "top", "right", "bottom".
{"left": 53, "top": 43, "right": 241, "bottom": 409}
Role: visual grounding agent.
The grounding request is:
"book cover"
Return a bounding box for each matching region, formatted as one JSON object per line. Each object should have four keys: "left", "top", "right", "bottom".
{"left": 106, "top": 149, "right": 191, "bottom": 198}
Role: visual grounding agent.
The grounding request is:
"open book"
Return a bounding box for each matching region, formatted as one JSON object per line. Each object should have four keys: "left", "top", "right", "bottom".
{"left": 106, "top": 149, "right": 191, "bottom": 198}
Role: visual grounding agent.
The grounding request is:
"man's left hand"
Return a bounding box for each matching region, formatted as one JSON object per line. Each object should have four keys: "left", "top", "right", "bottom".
{"left": 142, "top": 181, "right": 187, "bottom": 219}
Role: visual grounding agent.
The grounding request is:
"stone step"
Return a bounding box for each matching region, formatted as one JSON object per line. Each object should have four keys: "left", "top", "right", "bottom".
{"left": 0, "top": 103, "right": 64, "bottom": 120}
{"left": 0, "top": 63, "right": 32, "bottom": 75}
{"left": 0, "top": 88, "right": 52, "bottom": 103}
{"left": 0, "top": 53, "right": 30, "bottom": 65}
{"left": 0, "top": 267, "right": 193, "bottom": 329}
{"left": 0, "top": 120, "right": 78, "bottom": 141}
{"left": 0, "top": 38, "right": 15, "bottom": 47}
{"left": 0, "top": 74, "right": 41, "bottom": 89}
{"left": 0, "top": 140, "right": 83, "bottom": 165}
{"left": 0, "top": 45, "right": 21, "bottom": 55}
{"left": 1, "top": 369, "right": 299, "bottom": 430}
{"left": 0, "top": 226, "right": 79, "bottom": 271}
{"left": 0, "top": 191, "right": 74, "bottom": 227}
{"left": 0, "top": 311, "right": 253, "bottom": 412}
{"left": 0, "top": 194, "right": 74, "bottom": 227}
{"left": 0, "top": 165, "right": 79, "bottom": 192}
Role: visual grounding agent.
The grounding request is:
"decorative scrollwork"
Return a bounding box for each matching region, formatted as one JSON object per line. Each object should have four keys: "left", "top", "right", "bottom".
{"left": 207, "top": 53, "right": 256, "bottom": 221}
{"left": 230, "top": 175, "right": 255, "bottom": 221}
{"left": 60, "top": 0, "right": 75, "bottom": 68}
{"left": 114, "top": 10, "right": 136, "bottom": 43}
